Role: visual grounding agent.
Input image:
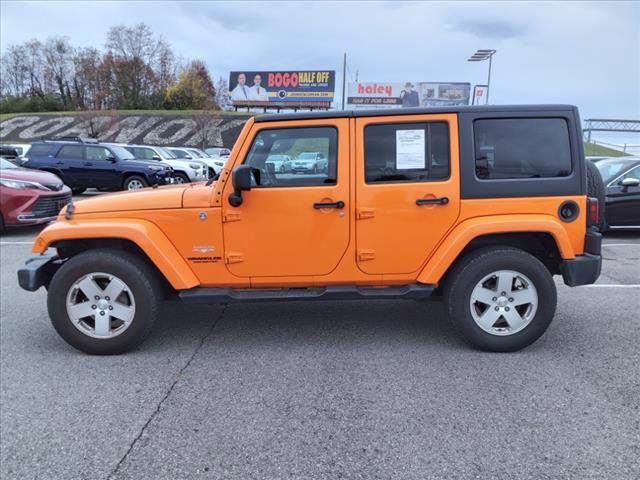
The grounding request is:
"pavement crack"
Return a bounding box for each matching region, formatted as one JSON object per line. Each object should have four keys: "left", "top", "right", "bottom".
{"left": 107, "top": 304, "right": 228, "bottom": 480}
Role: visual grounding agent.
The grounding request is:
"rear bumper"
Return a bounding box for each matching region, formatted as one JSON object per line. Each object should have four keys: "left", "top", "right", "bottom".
{"left": 561, "top": 228, "right": 602, "bottom": 287}
{"left": 17, "top": 254, "right": 61, "bottom": 291}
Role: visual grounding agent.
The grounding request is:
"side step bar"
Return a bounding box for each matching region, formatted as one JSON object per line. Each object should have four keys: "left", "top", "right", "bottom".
{"left": 179, "top": 284, "right": 435, "bottom": 304}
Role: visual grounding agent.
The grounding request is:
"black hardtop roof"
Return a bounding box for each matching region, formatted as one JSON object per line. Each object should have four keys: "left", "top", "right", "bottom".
{"left": 255, "top": 104, "right": 579, "bottom": 123}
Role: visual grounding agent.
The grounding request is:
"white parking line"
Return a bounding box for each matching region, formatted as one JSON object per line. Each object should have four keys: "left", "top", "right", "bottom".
{"left": 580, "top": 284, "right": 640, "bottom": 288}
{"left": 602, "top": 243, "right": 640, "bottom": 247}
{"left": 0, "top": 241, "right": 33, "bottom": 245}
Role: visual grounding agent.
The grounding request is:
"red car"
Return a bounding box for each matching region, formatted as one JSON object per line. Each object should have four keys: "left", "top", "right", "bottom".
{"left": 0, "top": 158, "right": 71, "bottom": 231}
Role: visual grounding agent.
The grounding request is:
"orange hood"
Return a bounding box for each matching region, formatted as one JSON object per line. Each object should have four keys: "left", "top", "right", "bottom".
{"left": 64, "top": 185, "right": 187, "bottom": 215}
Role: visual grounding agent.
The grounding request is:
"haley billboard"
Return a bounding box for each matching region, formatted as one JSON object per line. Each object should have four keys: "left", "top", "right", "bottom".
{"left": 347, "top": 82, "right": 471, "bottom": 109}
{"left": 229, "top": 70, "right": 335, "bottom": 107}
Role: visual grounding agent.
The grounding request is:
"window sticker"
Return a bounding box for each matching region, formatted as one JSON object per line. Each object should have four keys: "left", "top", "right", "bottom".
{"left": 395, "top": 129, "right": 425, "bottom": 169}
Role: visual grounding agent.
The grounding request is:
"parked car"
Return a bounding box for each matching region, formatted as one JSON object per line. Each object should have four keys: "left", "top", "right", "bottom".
{"left": 292, "top": 152, "right": 326, "bottom": 174}
{"left": 168, "top": 147, "right": 225, "bottom": 177}
{"left": 205, "top": 147, "right": 231, "bottom": 158}
{"left": 18, "top": 104, "right": 603, "bottom": 355}
{"left": 593, "top": 156, "right": 640, "bottom": 230}
{"left": 0, "top": 157, "right": 71, "bottom": 232}
{"left": 265, "top": 154, "right": 292, "bottom": 173}
{"left": 1, "top": 143, "right": 31, "bottom": 165}
{"left": 123, "top": 145, "right": 207, "bottom": 183}
{"left": 24, "top": 140, "right": 174, "bottom": 193}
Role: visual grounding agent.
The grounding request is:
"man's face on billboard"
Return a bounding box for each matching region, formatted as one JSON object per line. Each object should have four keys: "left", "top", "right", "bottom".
{"left": 254, "top": 75, "right": 262, "bottom": 86}
{"left": 237, "top": 73, "right": 246, "bottom": 85}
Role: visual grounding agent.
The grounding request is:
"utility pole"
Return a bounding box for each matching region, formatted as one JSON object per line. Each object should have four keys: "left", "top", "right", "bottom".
{"left": 467, "top": 49, "right": 496, "bottom": 104}
{"left": 341, "top": 52, "right": 346, "bottom": 110}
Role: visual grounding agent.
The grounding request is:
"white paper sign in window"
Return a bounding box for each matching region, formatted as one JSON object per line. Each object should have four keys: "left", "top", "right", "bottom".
{"left": 395, "top": 129, "right": 425, "bottom": 170}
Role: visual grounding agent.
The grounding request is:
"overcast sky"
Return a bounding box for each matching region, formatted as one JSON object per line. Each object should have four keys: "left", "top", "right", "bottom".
{"left": 1, "top": 0, "right": 639, "bottom": 122}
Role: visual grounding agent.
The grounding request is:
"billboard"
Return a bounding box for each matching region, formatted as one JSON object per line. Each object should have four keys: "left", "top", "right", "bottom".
{"left": 229, "top": 70, "right": 335, "bottom": 107}
{"left": 346, "top": 82, "right": 471, "bottom": 109}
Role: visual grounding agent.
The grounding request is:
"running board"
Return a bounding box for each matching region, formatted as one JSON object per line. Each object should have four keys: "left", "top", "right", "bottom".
{"left": 179, "top": 284, "right": 435, "bottom": 304}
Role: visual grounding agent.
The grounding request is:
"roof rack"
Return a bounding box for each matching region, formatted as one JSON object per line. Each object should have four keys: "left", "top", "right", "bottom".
{"left": 54, "top": 136, "right": 99, "bottom": 144}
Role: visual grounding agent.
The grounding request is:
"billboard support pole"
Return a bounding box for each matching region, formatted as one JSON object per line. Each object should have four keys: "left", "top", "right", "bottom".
{"left": 486, "top": 54, "right": 493, "bottom": 104}
{"left": 341, "top": 52, "right": 346, "bottom": 110}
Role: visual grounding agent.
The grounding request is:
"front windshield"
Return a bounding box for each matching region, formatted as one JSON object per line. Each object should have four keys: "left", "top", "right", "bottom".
{"left": 187, "top": 149, "right": 204, "bottom": 158}
{"left": 110, "top": 146, "right": 135, "bottom": 160}
{"left": 595, "top": 159, "right": 634, "bottom": 184}
{"left": 0, "top": 158, "right": 18, "bottom": 169}
{"left": 159, "top": 147, "right": 177, "bottom": 159}
{"left": 298, "top": 153, "right": 316, "bottom": 160}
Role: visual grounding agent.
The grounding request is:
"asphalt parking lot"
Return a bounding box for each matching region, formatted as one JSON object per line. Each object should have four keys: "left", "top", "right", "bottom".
{"left": 1, "top": 210, "right": 639, "bottom": 479}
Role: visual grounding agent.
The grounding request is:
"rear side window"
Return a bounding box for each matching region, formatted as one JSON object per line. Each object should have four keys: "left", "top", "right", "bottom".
{"left": 474, "top": 118, "right": 572, "bottom": 179}
{"left": 27, "top": 144, "right": 53, "bottom": 157}
{"left": 56, "top": 145, "right": 85, "bottom": 159}
{"left": 364, "top": 122, "right": 450, "bottom": 183}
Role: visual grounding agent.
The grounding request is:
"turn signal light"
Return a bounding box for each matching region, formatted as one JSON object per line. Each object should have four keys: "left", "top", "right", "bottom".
{"left": 587, "top": 197, "right": 599, "bottom": 226}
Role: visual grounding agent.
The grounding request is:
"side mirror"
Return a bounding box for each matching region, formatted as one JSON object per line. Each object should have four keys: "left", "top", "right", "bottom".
{"left": 185, "top": 155, "right": 192, "bottom": 159}
{"left": 152, "top": 155, "right": 161, "bottom": 161}
{"left": 620, "top": 177, "right": 640, "bottom": 191}
{"left": 228, "top": 165, "right": 260, "bottom": 207}
{"left": 106, "top": 156, "right": 117, "bottom": 163}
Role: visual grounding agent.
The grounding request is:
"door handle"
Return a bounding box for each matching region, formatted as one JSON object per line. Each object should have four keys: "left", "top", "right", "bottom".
{"left": 314, "top": 201, "right": 345, "bottom": 209}
{"left": 416, "top": 197, "right": 449, "bottom": 206}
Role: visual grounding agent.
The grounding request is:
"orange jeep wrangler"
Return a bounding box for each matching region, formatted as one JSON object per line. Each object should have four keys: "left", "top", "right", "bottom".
{"left": 18, "top": 105, "right": 603, "bottom": 354}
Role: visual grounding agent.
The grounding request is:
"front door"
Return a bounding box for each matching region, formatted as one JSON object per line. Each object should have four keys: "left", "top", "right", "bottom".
{"left": 85, "top": 146, "right": 120, "bottom": 188}
{"left": 355, "top": 114, "right": 460, "bottom": 275}
{"left": 606, "top": 165, "right": 640, "bottom": 227}
{"left": 222, "top": 120, "right": 350, "bottom": 278}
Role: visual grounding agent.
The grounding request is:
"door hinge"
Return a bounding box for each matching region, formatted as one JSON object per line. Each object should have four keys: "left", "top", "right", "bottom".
{"left": 357, "top": 250, "right": 376, "bottom": 261}
{"left": 357, "top": 207, "right": 375, "bottom": 220}
{"left": 225, "top": 252, "right": 244, "bottom": 264}
{"left": 223, "top": 211, "right": 241, "bottom": 222}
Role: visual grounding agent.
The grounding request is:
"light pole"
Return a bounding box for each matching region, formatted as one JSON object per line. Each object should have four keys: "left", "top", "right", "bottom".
{"left": 467, "top": 49, "right": 496, "bottom": 104}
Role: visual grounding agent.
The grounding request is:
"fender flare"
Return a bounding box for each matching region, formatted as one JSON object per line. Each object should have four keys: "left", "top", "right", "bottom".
{"left": 417, "top": 214, "right": 576, "bottom": 284}
{"left": 32, "top": 218, "right": 199, "bottom": 290}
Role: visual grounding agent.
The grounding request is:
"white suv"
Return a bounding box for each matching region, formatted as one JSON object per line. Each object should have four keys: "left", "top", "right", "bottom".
{"left": 168, "top": 147, "right": 226, "bottom": 177}
{"left": 122, "top": 145, "right": 208, "bottom": 183}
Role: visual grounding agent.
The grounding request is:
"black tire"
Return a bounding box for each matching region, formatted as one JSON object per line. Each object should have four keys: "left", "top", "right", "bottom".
{"left": 47, "top": 248, "right": 163, "bottom": 355}
{"left": 586, "top": 160, "right": 606, "bottom": 231}
{"left": 208, "top": 167, "right": 216, "bottom": 179}
{"left": 174, "top": 172, "right": 190, "bottom": 184}
{"left": 444, "top": 247, "right": 557, "bottom": 352}
{"left": 123, "top": 175, "right": 149, "bottom": 190}
{"left": 71, "top": 187, "right": 86, "bottom": 195}
{"left": 0, "top": 213, "right": 5, "bottom": 234}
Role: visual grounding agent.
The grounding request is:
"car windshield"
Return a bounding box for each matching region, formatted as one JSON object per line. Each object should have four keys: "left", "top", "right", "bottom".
{"left": 187, "top": 149, "right": 204, "bottom": 158}
{"left": 0, "top": 158, "right": 18, "bottom": 169}
{"left": 159, "top": 147, "right": 177, "bottom": 159}
{"left": 595, "top": 159, "right": 638, "bottom": 184}
{"left": 110, "top": 146, "right": 135, "bottom": 160}
{"left": 298, "top": 153, "right": 317, "bottom": 160}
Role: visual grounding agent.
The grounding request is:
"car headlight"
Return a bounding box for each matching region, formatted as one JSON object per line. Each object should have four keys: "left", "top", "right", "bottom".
{"left": 189, "top": 163, "right": 201, "bottom": 170}
{"left": 214, "top": 161, "right": 224, "bottom": 167}
{"left": 147, "top": 166, "right": 164, "bottom": 171}
{"left": 0, "top": 179, "right": 48, "bottom": 190}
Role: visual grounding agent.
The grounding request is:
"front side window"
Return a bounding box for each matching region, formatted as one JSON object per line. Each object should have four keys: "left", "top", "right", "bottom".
{"left": 244, "top": 127, "right": 337, "bottom": 187}
{"left": 56, "top": 145, "right": 84, "bottom": 159}
{"left": 86, "top": 147, "right": 112, "bottom": 161}
{"left": 170, "top": 149, "right": 189, "bottom": 159}
{"left": 474, "top": 118, "right": 572, "bottom": 180}
{"left": 364, "top": 122, "right": 450, "bottom": 183}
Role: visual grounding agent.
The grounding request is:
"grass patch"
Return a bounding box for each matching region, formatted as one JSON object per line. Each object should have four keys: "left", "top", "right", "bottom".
{"left": 584, "top": 142, "right": 628, "bottom": 157}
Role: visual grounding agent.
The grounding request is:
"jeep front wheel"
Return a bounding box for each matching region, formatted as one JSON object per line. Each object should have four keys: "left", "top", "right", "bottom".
{"left": 444, "top": 247, "right": 557, "bottom": 352}
{"left": 47, "top": 249, "right": 162, "bottom": 354}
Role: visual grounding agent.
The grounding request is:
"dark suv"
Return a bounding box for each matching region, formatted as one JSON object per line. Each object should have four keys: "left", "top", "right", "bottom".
{"left": 24, "top": 140, "right": 173, "bottom": 193}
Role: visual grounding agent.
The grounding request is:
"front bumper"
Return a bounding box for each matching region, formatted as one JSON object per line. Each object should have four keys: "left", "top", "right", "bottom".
{"left": 17, "top": 254, "right": 61, "bottom": 291}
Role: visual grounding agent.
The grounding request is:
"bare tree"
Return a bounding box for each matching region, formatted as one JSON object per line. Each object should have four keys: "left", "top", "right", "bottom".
{"left": 43, "top": 37, "right": 74, "bottom": 108}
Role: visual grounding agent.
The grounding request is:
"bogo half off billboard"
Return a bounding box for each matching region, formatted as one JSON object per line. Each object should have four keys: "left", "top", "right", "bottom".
{"left": 347, "top": 82, "right": 471, "bottom": 109}
{"left": 229, "top": 70, "right": 336, "bottom": 107}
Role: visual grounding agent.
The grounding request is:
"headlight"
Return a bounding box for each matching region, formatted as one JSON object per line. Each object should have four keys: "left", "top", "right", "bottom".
{"left": 214, "top": 161, "right": 224, "bottom": 167}
{"left": 0, "top": 179, "right": 48, "bottom": 190}
{"left": 189, "top": 163, "right": 201, "bottom": 169}
{"left": 147, "top": 166, "right": 164, "bottom": 171}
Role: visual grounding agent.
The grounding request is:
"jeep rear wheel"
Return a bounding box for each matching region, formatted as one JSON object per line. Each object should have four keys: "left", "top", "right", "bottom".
{"left": 444, "top": 247, "right": 557, "bottom": 352}
{"left": 47, "top": 249, "right": 162, "bottom": 354}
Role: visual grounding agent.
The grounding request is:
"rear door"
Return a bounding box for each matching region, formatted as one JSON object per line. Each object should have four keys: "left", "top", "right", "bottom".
{"left": 55, "top": 145, "right": 86, "bottom": 186}
{"left": 355, "top": 114, "right": 460, "bottom": 275}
